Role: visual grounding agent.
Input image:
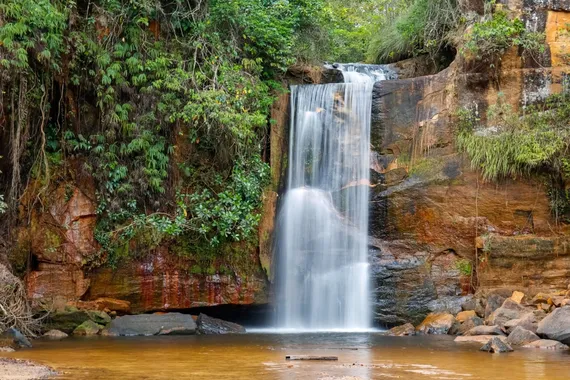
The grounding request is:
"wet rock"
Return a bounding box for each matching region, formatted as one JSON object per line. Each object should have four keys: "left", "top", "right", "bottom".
{"left": 416, "top": 313, "right": 455, "bottom": 335}
{"left": 1, "top": 328, "right": 32, "bottom": 348}
{"left": 455, "top": 335, "right": 507, "bottom": 344}
{"left": 456, "top": 310, "right": 476, "bottom": 322}
{"left": 536, "top": 306, "right": 570, "bottom": 344}
{"left": 463, "top": 325, "right": 505, "bottom": 336}
{"left": 487, "top": 299, "right": 529, "bottom": 327}
{"left": 73, "top": 320, "right": 103, "bottom": 336}
{"left": 387, "top": 323, "right": 416, "bottom": 336}
{"left": 506, "top": 326, "right": 540, "bottom": 346}
{"left": 480, "top": 337, "right": 514, "bottom": 353}
{"left": 107, "top": 313, "right": 197, "bottom": 336}
{"left": 42, "top": 330, "right": 68, "bottom": 340}
{"left": 485, "top": 294, "right": 506, "bottom": 319}
{"left": 504, "top": 310, "right": 546, "bottom": 334}
{"left": 196, "top": 313, "right": 245, "bottom": 335}
{"left": 523, "top": 339, "right": 569, "bottom": 350}
{"left": 510, "top": 291, "right": 525, "bottom": 304}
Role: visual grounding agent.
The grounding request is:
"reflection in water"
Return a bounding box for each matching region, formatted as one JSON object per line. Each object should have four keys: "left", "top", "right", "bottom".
{"left": 2, "top": 334, "right": 570, "bottom": 379}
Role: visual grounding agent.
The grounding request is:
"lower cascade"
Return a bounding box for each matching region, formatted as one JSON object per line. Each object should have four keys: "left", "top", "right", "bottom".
{"left": 276, "top": 66, "right": 381, "bottom": 331}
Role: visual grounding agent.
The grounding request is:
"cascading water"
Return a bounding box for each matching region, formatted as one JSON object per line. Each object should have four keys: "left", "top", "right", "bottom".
{"left": 276, "top": 65, "right": 391, "bottom": 331}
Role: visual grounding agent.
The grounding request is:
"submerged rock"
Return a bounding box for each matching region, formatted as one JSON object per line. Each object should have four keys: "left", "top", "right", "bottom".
{"left": 523, "top": 339, "right": 569, "bottom": 350}
{"left": 43, "top": 330, "right": 68, "bottom": 340}
{"left": 536, "top": 306, "right": 570, "bottom": 344}
{"left": 506, "top": 326, "right": 540, "bottom": 346}
{"left": 73, "top": 320, "right": 103, "bottom": 336}
{"left": 107, "top": 313, "right": 197, "bottom": 336}
{"left": 196, "top": 314, "right": 246, "bottom": 335}
{"left": 463, "top": 325, "right": 505, "bottom": 336}
{"left": 387, "top": 323, "right": 415, "bottom": 336}
{"left": 416, "top": 313, "right": 455, "bottom": 335}
{"left": 480, "top": 337, "right": 513, "bottom": 353}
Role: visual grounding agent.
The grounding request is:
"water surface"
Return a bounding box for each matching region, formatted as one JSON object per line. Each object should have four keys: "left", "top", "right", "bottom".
{"left": 3, "top": 333, "right": 570, "bottom": 379}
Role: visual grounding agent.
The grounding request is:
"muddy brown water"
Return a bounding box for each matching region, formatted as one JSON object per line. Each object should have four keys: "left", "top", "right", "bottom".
{"left": 2, "top": 333, "right": 570, "bottom": 379}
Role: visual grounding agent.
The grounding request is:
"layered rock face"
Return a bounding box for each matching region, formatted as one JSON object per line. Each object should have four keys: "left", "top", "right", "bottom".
{"left": 369, "top": 0, "right": 570, "bottom": 325}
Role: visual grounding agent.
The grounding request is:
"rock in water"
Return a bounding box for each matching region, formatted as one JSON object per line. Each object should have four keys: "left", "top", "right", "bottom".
{"left": 107, "top": 313, "right": 197, "bottom": 336}
{"left": 523, "top": 339, "right": 569, "bottom": 350}
{"left": 416, "top": 313, "right": 455, "bottom": 335}
{"left": 387, "top": 323, "right": 415, "bottom": 336}
{"left": 4, "top": 328, "right": 32, "bottom": 348}
{"left": 536, "top": 306, "right": 570, "bottom": 345}
{"left": 73, "top": 320, "right": 103, "bottom": 336}
{"left": 463, "top": 325, "right": 505, "bottom": 336}
{"left": 196, "top": 314, "right": 245, "bottom": 335}
{"left": 506, "top": 326, "right": 539, "bottom": 346}
{"left": 480, "top": 337, "right": 513, "bottom": 353}
{"left": 455, "top": 335, "right": 507, "bottom": 344}
{"left": 43, "top": 330, "right": 68, "bottom": 340}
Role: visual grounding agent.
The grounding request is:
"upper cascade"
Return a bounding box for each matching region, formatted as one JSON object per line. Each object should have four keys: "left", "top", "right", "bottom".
{"left": 325, "top": 63, "right": 398, "bottom": 82}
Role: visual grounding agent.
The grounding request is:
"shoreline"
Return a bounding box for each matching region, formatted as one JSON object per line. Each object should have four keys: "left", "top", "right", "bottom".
{"left": 0, "top": 358, "right": 57, "bottom": 380}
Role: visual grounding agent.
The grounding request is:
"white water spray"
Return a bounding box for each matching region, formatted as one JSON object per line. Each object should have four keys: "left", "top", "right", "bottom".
{"left": 276, "top": 66, "right": 390, "bottom": 331}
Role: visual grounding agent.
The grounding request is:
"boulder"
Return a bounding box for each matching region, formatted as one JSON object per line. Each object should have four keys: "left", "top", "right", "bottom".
{"left": 510, "top": 291, "right": 525, "bottom": 304}
{"left": 484, "top": 294, "right": 506, "bottom": 319}
{"left": 87, "top": 310, "right": 111, "bottom": 325}
{"left": 503, "top": 310, "right": 546, "bottom": 334}
{"left": 456, "top": 310, "right": 476, "bottom": 323}
{"left": 536, "top": 306, "right": 570, "bottom": 344}
{"left": 107, "top": 313, "right": 197, "bottom": 336}
{"left": 0, "top": 347, "right": 15, "bottom": 352}
{"left": 456, "top": 316, "right": 484, "bottom": 335}
{"left": 487, "top": 299, "right": 529, "bottom": 327}
{"left": 480, "top": 337, "right": 513, "bottom": 353}
{"left": 461, "top": 298, "right": 485, "bottom": 317}
{"left": 427, "top": 296, "right": 471, "bottom": 316}
{"left": 455, "top": 335, "right": 507, "bottom": 344}
{"left": 73, "top": 320, "right": 103, "bottom": 336}
{"left": 464, "top": 325, "right": 505, "bottom": 336}
{"left": 387, "top": 323, "right": 415, "bottom": 336}
{"left": 531, "top": 293, "right": 552, "bottom": 305}
{"left": 196, "top": 314, "right": 245, "bottom": 335}
{"left": 1, "top": 328, "right": 32, "bottom": 348}
{"left": 523, "top": 339, "right": 569, "bottom": 350}
{"left": 416, "top": 313, "right": 455, "bottom": 335}
{"left": 45, "top": 307, "right": 91, "bottom": 333}
{"left": 506, "top": 326, "right": 540, "bottom": 346}
{"left": 42, "top": 330, "right": 68, "bottom": 340}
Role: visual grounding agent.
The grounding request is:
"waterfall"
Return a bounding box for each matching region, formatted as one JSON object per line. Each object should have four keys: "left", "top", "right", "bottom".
{"left": 276, "top": 65, "right": 390, "bottom": 331}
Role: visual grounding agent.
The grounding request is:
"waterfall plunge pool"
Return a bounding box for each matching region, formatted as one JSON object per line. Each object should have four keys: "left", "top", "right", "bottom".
{"left": 3, "top": 333, "right": 570, "bottom": 379}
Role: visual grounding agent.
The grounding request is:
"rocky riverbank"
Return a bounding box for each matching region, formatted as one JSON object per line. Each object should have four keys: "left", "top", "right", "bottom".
{"left": 386, "top": 289, "right": 570, "bottom": 353}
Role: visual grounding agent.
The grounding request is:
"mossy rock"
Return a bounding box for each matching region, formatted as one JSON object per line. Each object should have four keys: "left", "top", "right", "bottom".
{"left": 45, "top": 307, "right": 91, "bottom": 334}
{"left": 73, "top": 320, "right": 103, "bottom": 336}
{"left": 87, "top": 310, "right": 111, "bottom": 325}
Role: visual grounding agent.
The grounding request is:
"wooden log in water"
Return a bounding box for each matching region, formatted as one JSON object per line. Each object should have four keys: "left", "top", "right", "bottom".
{"left": 285, "top": 355, "right": 338, "bottom": 361}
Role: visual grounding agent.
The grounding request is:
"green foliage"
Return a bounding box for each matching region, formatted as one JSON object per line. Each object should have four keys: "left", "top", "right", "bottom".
{"left": 456, "top": 93, "right": 570, "bottom": 220}
{"left": 462, "top": 9, "right": 545, "bottom": 68}
{"left": 455, "top": 259, "right": 473, "bottom": 276}
{"left": 367, "top": 0, "right": 459, "bottom": 64}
